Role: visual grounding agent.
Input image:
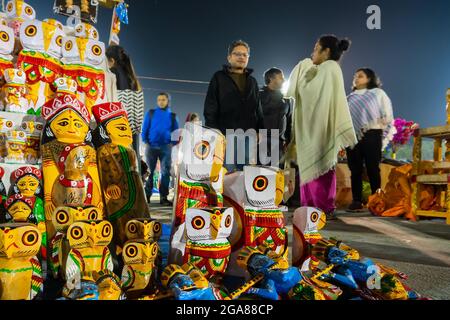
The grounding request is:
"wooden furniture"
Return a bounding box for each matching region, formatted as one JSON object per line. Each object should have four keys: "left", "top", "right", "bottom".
{"left": 411, "top": 125, "right": 450, "bottom": 224}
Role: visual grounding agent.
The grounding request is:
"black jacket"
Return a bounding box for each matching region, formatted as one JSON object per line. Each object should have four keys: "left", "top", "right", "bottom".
{"left": 204, "top": 65, "right": 264, "bottom": 134}
{"left": 260, "top": 86, "right": 293, "bottom": 145}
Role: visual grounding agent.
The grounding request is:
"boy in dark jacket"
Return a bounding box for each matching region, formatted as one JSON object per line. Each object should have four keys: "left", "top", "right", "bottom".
{"left": 204, "top": 40, "right": 264, "bottom": 172}
{"left": 141, "top": 92, "right": 179, "bottom": 205}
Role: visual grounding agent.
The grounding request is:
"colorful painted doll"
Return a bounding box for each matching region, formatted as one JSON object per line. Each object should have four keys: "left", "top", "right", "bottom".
{"left": 50, "top": 205, "right": 103, "bottom": 279}
{"left": 183, "top": 207, "right": 233, "bottom": 281}
{"left": 92, "top": 102, "right": 150, "bottom": 248}
{"left": 4, "top": 0, "right": 36, "bottom": 38}
{"left": 5, "top": 129, "right": 27, "bottom": 163}
{"left": 0, "top": 68, "right": 28, "bottom": 113}
{"left": 65, "top": 220, "right": 114, "bottom": 283}
{"left": 61, "top": 24, "right": 106, "bottom": 112}
{"left": 0, "top": 223, "right": 43, "bottom": 300}
{"left": 170, "top": 122, "right": 226, "bottom": 264}
{"left": 20, "top": 118, "right": 44, "bottom": 164}
{"left": 0, "top": 23, "right": 14, "bottom": 77}
{"left": 17, "top": 18, "right": 65, "bottom": 113}
{"left": 242, "top": 166, "right": 287, "bottom": 255}
{"left": 41, "top": 77, "right": 103, "bottom": 241}
{"left": 121, "top": 241, "right": 159, "bottom": 299}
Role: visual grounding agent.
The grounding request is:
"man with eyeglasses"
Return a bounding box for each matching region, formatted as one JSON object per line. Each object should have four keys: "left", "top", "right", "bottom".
{"left": 204, "top": 40, "right": 264, "bottom": 172}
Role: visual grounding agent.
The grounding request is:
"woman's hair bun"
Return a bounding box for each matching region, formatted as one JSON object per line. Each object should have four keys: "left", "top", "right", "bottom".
{"left": 339, "top": 38, "right": 351, "bottom": 52}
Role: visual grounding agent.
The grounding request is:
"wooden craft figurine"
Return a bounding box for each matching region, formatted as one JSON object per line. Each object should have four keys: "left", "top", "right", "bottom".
{"left": 4, "top": 0, "right": 36, "bottom": 38}
{"left": 0, "top": 23, "right": 15, "bottom": 78}
{"left": 50, "top": 206, "right": 103, "bottom": 279}
{"left": 8, "top": 166, "right": 46, "bottom": 258}
{"left": 20, "top": 119, "right": 44, "bottom": 164}
{"left": 0, "top": 68, "right": 28, "bottom": 113}
{"left": 17, "top": 18, "right": 65, "bottom": 113}
{"left": 170, "top": 122, "right": 225, "bottom": 264}
{"left": 0, "top": 115, "right": 17, "bottom": 162}
{"left": 121, "top": 240, "right": 159, "bottom": 299}
{"left": 242, "top": 166, "right": 287, "bottom": 255}
{"left": 41, "top": 77, "right": 103, "bottom": 241}
{"left": 0, "top": 223, "right": 43, "bottom": 300}
{"left": 120, "top": 218, "right": 161, "bottom": 298}
{"left": 183, "top": 207, "right": 233, "bottom": 281}
{"left": 61, "top": 24, "right": 106, "bottom": 112}
{"left": 5, "top": 129, "right": 27, "bottom": 163}
{"left": 64, "top": 220, "right": 114, "bottom": 283}
{"left": 92, "top": 102, "right": 150, "bottom": 248}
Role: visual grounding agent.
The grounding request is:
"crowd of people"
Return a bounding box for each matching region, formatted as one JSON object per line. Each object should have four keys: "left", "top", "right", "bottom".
{"left": 108, "top": 34, "right": 394, "bottom": 219}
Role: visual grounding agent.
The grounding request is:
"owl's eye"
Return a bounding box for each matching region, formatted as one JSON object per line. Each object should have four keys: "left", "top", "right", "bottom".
{"left": 253, "top": 175, "right": 268, "bottom": 192}
{"left": 153, "top": 222, "right": 161, "bottom": 234}
{"left": 0, "top": 31, "right": 9, "bottom": 42}
{"left": 191, "top": 216, "right": 205, "bottom": 230}
{"left": 6, "top": 121, "right": 12, "bottom": 128}
{"left": 102, "top": 224, "right": 111, "bottom": 237}
{"left": 194, "top": 141, "right": 210, "bottom": 160}
{"left": 92, "top": 30, "right": 98, "bottom": 39}
{"left": 76, "top": 25, "right": 83, "bottom": 33}
{"left": 25, "top": 25, "right": 37, "bottom": 37}
{"left": 65, "top": 41, "right": 73, "bottom": 51}
{"left": 310, "top": 211, "right": 319, "bottom": 223}
{"left": 6, "top": 3, "right": 12, "bottom": 12}
{"left": 25, "top": 6, "right": 34, "bottom": 16}
{"left": 22, "top": 230, "right": 39, "bottom": 246}
{"left": 224, "top": 215, "right": 232, "bottom": 228}
{"left": 127, "top": 222, "right": 137, "bottom": 234}
{"left": 70, "top": 226, "right": 83, "bottom": 240}
{"left": 91, "top": 45, "right": 102, "bottom": 56}
{"left": 36, "top": 124, "right": 43, "bottom": 131}
{"left": 125, "top": 244, "right": 138, "bottom": 258}
{"left": 56, "top": 210, "right": 69, "bottom": 224}
{"left": 56, "top": 35, "right": 63, "bottom": 47}
{"left": 151, "top": 244, "right": 158, "bottom": 256}
{"left": 88, "top": 210, "right": 97, "bottom": 220}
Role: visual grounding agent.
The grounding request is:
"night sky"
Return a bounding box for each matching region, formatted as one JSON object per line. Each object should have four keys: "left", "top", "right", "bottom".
{"left": 22, "top": 0, "right": 450, "bottom": 128}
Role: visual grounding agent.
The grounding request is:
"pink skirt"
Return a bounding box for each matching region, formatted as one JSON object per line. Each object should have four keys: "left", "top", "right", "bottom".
{"left": 300, "top": 169, "right": 336, "bottom": 214}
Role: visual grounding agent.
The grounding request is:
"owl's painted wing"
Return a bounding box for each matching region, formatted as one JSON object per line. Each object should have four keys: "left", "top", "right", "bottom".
{"left": 29, "top": 256, "right": 43, "bottom": 300}
{"left": 121, "top": 265, "right": 136, "bottom": 289}
{"left": 66, "top": 249, "right": 84, "bottom": 282}
{"left": 50, "top": 233, "right": 64, "bottom": 277}
{"left": 101, "top": 247, "right": 114, "bottom": 272}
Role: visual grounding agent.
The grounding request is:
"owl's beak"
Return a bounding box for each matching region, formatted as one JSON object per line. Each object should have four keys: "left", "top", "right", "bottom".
{"left": 76, "top": 38, "right": 89, "bottom": 62}
{"left": 43, "top": 23, "right": 55, "bottom": 52}
{"left": 5, "top": 240, "right": 18, "bottom": 259}
{"left": 210, "top": 215, "right": 221, "bottom": 240}
{"left": 16, "top": 1, "right": 23, "bottom": 17}
{"left": 275, "top": 171, "right": 285, "bottom": 206}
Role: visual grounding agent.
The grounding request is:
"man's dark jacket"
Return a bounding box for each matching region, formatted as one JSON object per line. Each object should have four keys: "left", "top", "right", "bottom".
{"left": 260, "top": 86, "right": 293, "bottom": 146}
{"left": 204, "top": 65, "right": 265, "bottom": 134}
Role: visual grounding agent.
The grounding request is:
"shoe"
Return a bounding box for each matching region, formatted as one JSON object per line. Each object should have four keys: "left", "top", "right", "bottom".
{"left": 160, "top": 198, "right": 173, "bottom": 206}
{"left": 346, "top": 201, "right": 364, "bottom": 212}
{"left": 146, "top": 194, "right": 152, "bottom": 204}
{"left": 326, "top": 210, "right": 337, "bottom": 221}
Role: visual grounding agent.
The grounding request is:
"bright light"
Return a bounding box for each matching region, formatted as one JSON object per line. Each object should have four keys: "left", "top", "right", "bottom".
{"left": 281, "top": 80, "right": 290, "bottom": 95}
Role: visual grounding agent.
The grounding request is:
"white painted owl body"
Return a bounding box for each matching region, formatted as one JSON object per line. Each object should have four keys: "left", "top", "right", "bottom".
{"left": 244, "top": 165, "right": 284, "bottom": 209}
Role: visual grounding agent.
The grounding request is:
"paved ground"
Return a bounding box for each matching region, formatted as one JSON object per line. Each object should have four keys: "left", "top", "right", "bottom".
{"left": 150, "top": 194, "right": 450, "bottom": 300}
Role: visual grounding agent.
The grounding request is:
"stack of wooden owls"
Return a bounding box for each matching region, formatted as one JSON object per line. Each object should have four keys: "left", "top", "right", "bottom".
{"left": 167, "top": 121, "right": 289, "bottom": 286}
{"left": 0, "top": 0, "right": 154, "bottom": 300}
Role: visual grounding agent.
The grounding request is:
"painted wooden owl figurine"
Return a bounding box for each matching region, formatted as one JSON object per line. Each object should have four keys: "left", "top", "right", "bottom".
{"left": 242, "top": 166, "right": 287, "bottom": 256}
{"left": 292, "top": 207, "right": 326, "bottom": 268}
{"left": 65, "top": 220, "right": 114, "bottom": 283}
{"left": 4, "top": 0, "right": 36, "bottom": 38}
{"left": 0, "top": 23, "right": 14, "bottom": 76}
{"left": 121, "top": 241, "right": 159, "bottom": 298}
{"left": 183, "top": 207, "right": 233, "bottom": 280}
{"left": 50, "top": 206, "right": 103, "bottom": 278}
{"left": 125, "top": 218, "right": 162, "bottom": 243}
{"left": 170, "top": 122, "right": 226, "bottom": 265}
{"left": 0, "top": 223, "right": 43, "bottom": 300}
{"left": 61, "top": 25, "right": 106, "bottom": 112}
{"left": 17, "top": 18, "right": 65, "bottom": 112}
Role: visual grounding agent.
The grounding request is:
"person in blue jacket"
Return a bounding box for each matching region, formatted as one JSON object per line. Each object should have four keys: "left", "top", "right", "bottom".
{"left": 142, "top": 92, "right": 179, "bottom": 206}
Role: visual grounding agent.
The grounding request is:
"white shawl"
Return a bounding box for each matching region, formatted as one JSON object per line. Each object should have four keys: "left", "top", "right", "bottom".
{"left": 286, "top": 58, "right": 357, "bottom": 185}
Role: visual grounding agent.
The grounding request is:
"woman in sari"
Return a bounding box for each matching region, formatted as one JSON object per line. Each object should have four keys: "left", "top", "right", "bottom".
{"left": 287, "top": 35, "right": 357, "bottom": 219}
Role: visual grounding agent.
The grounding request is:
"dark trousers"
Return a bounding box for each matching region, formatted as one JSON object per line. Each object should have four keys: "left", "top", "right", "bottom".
{"left": 144, "top": 144, "right": 172, "bottom": 199}
{"left": 346, "top": 129, "right": 383, "bottom": 203}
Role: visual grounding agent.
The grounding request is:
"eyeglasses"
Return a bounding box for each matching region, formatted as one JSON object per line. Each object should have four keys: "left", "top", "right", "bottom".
{"left": 231, "top": 52, "right": 250, "bottom": 58}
